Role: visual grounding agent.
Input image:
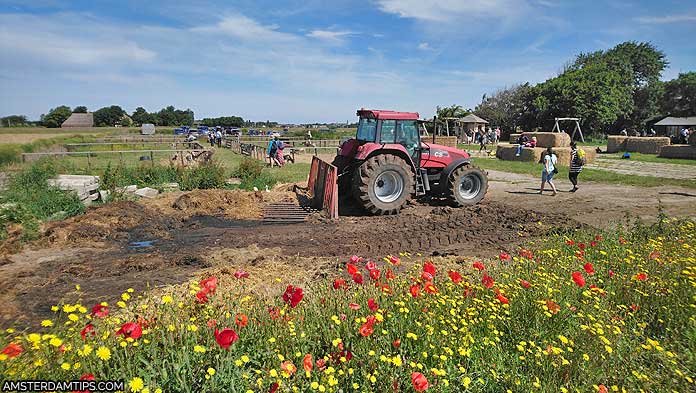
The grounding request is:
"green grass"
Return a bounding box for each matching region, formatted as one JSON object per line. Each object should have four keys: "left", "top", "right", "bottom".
{"left": 599, "top": 152, "right": 696, "bottom": 166}
{"left": 474, "top": 158, "right": 696, "bottom": 189}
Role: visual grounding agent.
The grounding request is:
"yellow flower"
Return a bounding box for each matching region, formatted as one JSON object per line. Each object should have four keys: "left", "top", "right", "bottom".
{"left": 61, "top": 362, "right": 71, "bottom": 370}
{"left": 117, "top": 301, "right": 127, "bottom": 308}
{"left": 194, "top": 345, "right": 206, "bottom": 353}
{"left": 96, "top": 346, "right": 111, "bottom": 361}
{"left": 75, "top": 284, "right": 81, "bottom": 291}
{"left": 41, "top": 320, "right": 53, "bottom": 327}
{"left": 49, "top": 337, "right": 63, "bottom": 347}
{"left": 129, "top": 377, "right": 144, "bottom": 392}
{"left": 161, "top": 295, "right": 173, "bottom": 304}
{"left": 311, "top": 382, "right": 319, "bottom": 390}
{"left": 68, "top": 314, "right": 79, "bottom": 322}
{"left": 270, "top": 369, "right": 278, "bottom": 378}
{"left": 605, "top": 345, "right": 613, "bottom": 354}
{"left": 207, "top": 367, "right": 216, "bottom": 376}
{"left": 27, "top": 333, "right": 41, "bottom": 343}
{"left": 241, "top": 355, "right": 250, "bottom": 363}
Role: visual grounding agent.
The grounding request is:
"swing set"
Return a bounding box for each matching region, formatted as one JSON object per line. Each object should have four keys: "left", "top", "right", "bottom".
{"left": 551, "top": 117, "right": 585, "bottom": 142}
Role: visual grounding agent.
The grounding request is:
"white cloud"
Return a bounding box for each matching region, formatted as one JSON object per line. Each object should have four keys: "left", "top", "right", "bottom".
{"left": 417, "top": 42, "right": 432, "bottom": 50}
{"left": 306, "top": 30, "right": 355, "bottom": 44}
{"left": 376, "top": 0, "right": 524, "bottom": 21}
{"left": 634, "top": 14, "right": 696, "bottom": 24}
{"left": 191, "top": 14, "right": 296, "bottom": 42}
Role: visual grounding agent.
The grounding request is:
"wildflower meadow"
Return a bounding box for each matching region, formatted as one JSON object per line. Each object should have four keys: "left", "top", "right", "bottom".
{"left": 1, "top": 219, "right": 695, "bottom": 392}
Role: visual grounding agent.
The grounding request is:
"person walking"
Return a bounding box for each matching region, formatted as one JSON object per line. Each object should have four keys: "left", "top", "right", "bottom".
{"left": 215, "top": 129, "right": 223, "bottom": 147}
{"left": 267, "top": 135, "right": 278, "bottom": 167}
{"left": 478, "top": 128, "right": 488, "bottom": 152}
{"left": 539, "top": 146, "right": 558, "bottom": 196}
{"left": 568, "top": 142, "right": 585, "bottom": 192}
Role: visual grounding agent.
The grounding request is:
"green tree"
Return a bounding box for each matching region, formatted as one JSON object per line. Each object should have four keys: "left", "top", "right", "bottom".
{"left": 131, "top": 107, "right": 154, "bottom": 125}
{"left": 0, "top": 115, "right": 28, "bottom": 127}
{"left": 661, "top": 72, "right": 696, "bottom": 117}
{"left": 72, "top": 106, "right": 88, "bottom": 113}
{"left": 157, "top": 106, "right": 177, "bottom": 126}
{"left": 41, "top": 106, "right": 72, "bottom": 128}
{"left": 93, "top": 106, "right": 126, "bottom": 127}
{"left": 474, "top": 84, "right": 534, "bottom": 133}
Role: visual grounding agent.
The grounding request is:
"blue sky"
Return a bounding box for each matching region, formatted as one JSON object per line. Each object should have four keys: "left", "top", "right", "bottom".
{"left": 0, "top": 0, "right": 694, "bottom": 123}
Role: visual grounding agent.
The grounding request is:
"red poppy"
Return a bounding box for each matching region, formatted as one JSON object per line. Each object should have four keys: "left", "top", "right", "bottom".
{"left": 482, "top": 273, "right": 495, "bottom": 289}
{"left": 269, "top": 382, "right": 279, "bottom": 393}
{"left": 214, "top": 327, "right": 239, "bottom": 349}
{"left": 1, "top": 343, "right": 22, "bottom": 358}
{"left": 90, "top": 304, "right": 108, "bottom": 318}
{"left": 583, "top": 263, "right": 595, "bottom": 275}
{"left": 618, "top": 237, "right": 627, "bottom": 245}
{"left": 282, "top": 285, "right": 304, "bottom": 308}
{"left": 423, "top": 282, "right": 439, "bottom": 294}
{"left": 280, "top": 360, "right": 297, "bottom": 375}
{"left": 472, "top": 261, "right": 486, "bottom": 271}
{"left": 268, "top": 307, "right": 280, "bottom": 320}
{"left": 411, "top": 372, "right": 429, "bottom": 391}
{"left": 519, "top": 279, "right": 531, "bottom": 289}
{"left": 332, "top": 278, "right": 346, "bottom": 289}
{"left": 630, "top": 304, "right": 639, "bottom": 312}
{"left": 195, "top": 288, "right": 210, "bottom": 304}
{"left": 389, "top": 255, "right": 401, "bottom": 265}
{"left": 649, "top": 250, "right": 660, "bottom": 259}
{"left": 359, "top": 322, "right": 374, "bottom": 337}
{"left": 420, "top": 271, "right": 433, "bottom": 282}
{"left": 368, "top": 298, "right": 379, "bottom": 312}
{"left": 496, "top": 293, "right": 509, "bottom": 304}
{"left": 578, "top": 242, "right": 586, "bottom": 250}
{"left": 207, "top": 319, "right": 217, "bottom": 328}
{"left": 365, "top": 260, "right": 377, "bottom": 271}
{"left": 234, "top": 270, "right": 249, "bottom": 279}
{"left": 423, "top": 262, "right": 436, "bottom": 276}
{"left": 303, "top": 354, "right": 313, "bottom": 372}
{"left": 72, "top": 373, "right": 95, "bottom": 393}
{"left": 590, "top": 240, "right": 597, "bottom": 247}
{"left": 235, "top": 313, "right": 248, "bottom": 328}
{"left": 386, "top": 268, "right": 395, "bottom": 280}
{"left": 409, "top": 284, "right": 420, "bottom": 298}
{"left": 499, "top": 252, "right": 511, "bottom": 261}
{"left": 448, "top": 270, "right": 462, "bottom": 283}
{"left": 352, "top": 272, "right": 364, "bottom": 285}
{"left": 346, "top": 263, "right": 359, "bottom": 275}
{"left": 595, "top": 235, "right": 603, "bottom": 241}
{"left": 635, "top": 272, "right": 648, "bottom": 281}
{"left": 608, "top": 270, "right": 615, "bottom": 278}
{"left": 519, "top": 249, "right": 534, "bottom": 259}
{"left": 80, "top": 323, "right": 96, "bottom": 340}
{"left": 349, "top": 303, "right": 361, "bottom": 310}
{"left": 200, "top": 276, "right": 218, "bottom": 292}
{"left": 369, "top": 269, "right": 381, "bottom": 281}
{"left": 392, "top": 338, "right": 401, "bottom": 348}
{"left": 350, "top": 255, "right": 362, "bottom": 264}
{"left": 315, "top": 358, "right": 326, "bottom": 370}
{"left": 576, "top": 250, "right": 585, "bottom": 260}
{"left": 571, "top": 271, "right": 586, "bottom": 288}
{"left": 598, "top": 385, "right": 608, "bottom": 393}
{"left": 116, "top": 322, "right": 142, "bottom": 340}
{"left": 380, "top": 283, "right": 393, "bottom": 294}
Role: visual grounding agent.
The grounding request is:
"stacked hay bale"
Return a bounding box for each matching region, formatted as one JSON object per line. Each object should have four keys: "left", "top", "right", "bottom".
{"left": 432, "top": 136, "right": 458, "bottom": 148}
{"left": 496, "top": 132, "right": 595, "bottom": 166}
{"left": 658, "top": 134, "right": 696, "bottom": 159}
{"left": 607, "top": 136, "right": 670, "bottom": 154}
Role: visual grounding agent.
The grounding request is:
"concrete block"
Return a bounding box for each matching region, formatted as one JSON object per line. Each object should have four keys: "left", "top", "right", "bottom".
{"left": 134, "top": 187, "right": 159, "bottom": 199}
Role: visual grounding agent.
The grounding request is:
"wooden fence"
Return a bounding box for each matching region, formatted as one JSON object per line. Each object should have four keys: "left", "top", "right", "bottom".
{"left": 307, "top": 156, "right": 338, "bottom": 219}
{"left": 21, "top": 149, "right": 213, "bottom": 171}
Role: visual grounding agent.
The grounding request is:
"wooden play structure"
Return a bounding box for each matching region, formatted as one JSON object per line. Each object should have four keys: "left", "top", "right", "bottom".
{"left": 551, "top": 117, "right": 584, "bottom": 142}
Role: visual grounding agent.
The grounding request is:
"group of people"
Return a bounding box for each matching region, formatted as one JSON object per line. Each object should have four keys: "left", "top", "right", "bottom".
{"left": 266, "top": 133, "right": 286, "bottom": 167}
{"left": 461, "top": 127, "right": 501, "bottom": 151}
{"left": 539, "top": 142, "right": 586, "bottom": 196}
{"left": 207, "top": 130, "right": 224, "bottom": 148}
{"left": 679, "top": 127, "right": 693, "bottom": 144}
{"left": 619, "top": 128, "right": 657, "bottom": 137}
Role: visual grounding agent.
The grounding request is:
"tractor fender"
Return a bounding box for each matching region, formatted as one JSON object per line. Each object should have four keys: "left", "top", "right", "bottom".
{"left": 361, "top": 148, "right": 417, "bottom": 173}
{"left": 436, "top": 158, "right": 471, "bottom": 194}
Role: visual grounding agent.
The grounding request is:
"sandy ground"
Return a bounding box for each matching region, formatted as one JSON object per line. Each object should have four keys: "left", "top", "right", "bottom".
{"left": 586, "top": 157, "right": 696, "bottom": 180}
{"left": 2, "top": 171, "right": 696, "bottom": 328}
{"left": 0, "top": 134, "right": 67, "bottom": 144}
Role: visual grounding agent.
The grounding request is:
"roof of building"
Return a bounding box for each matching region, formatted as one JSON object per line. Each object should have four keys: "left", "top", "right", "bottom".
{"left": 654, "top": 116, "right": 696, "bottom": 126}
{"left": 459, "top": 114, "right": 489, "bottom": 124}
{"left": 356, "top": 109, "right": 419, "bottom": 120}
{"left": 61, "top": 113, "right": 94, "bottom": 128}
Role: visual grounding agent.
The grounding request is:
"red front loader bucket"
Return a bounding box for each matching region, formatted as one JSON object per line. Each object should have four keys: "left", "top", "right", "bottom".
{"left": 307, "top": 156, "right": 339, "bottom": 219}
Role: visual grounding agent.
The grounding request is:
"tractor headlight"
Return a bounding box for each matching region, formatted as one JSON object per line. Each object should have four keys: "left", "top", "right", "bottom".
{"left": 433, "top": 150, "right": 449, "bottom": 158}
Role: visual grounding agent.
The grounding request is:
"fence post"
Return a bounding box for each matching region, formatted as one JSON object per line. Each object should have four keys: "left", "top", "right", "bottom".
{"left": 119, "top": 152, "right": 124, "bottom": 165}
{"left": 150, "top": 151, "right": 154, "bottom": 167}
{"left": 87, "top": 153, "right": 91, "bottom": 171}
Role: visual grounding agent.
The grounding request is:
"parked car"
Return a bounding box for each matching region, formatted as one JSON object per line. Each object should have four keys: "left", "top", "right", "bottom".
{"left": 173, "top": 126, "right": 190, "bottom": 135}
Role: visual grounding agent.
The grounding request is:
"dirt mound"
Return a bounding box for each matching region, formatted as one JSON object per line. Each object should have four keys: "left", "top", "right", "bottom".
{"left": 168, "top": 189, "right": 299, "bottom": 220}
{"left": 42, "top": 201, "right": 177, "bottom": 246}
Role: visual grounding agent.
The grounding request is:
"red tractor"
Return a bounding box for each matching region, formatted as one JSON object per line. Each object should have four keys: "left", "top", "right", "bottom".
{"left": 332, "top": 109, "right": 488, "bottom": 215}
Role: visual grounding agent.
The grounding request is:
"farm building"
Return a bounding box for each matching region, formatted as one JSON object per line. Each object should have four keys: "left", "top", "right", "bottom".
{"left": 61, "top": 113, "right": 94, "bottom": 128}
{"left": 653, "top": 116, "right": 696, "bottom": 137}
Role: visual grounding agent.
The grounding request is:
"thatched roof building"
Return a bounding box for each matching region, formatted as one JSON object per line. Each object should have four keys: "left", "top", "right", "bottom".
{"left": 61, "top": 113, "right": 94, "bottom": 128}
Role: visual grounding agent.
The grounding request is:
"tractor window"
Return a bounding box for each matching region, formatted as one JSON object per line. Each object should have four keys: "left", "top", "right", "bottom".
{"left": 396, "top": 120, "right": 419, "bottom": 159}
{"left": 379, "top": 120, "right": 396, "bottom": 144}
{"left": 356, "top": 118, "right": 377, "bottom": 142}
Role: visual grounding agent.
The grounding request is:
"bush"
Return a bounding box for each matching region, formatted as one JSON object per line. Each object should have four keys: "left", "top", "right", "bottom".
{"left": 232, "top": 158, "right": 278, "bottom": 190}
{"left": 179, "top": 161, "right": 227, "bottom": 191}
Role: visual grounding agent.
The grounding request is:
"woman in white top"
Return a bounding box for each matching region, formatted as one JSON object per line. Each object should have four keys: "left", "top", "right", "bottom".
{"left": 539, "top": 146, "right": 558, "bottom": 196}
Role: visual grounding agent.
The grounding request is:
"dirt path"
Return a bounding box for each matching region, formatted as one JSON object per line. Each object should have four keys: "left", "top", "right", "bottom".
{"left": 485, "top": 169, "right": 696, "bottom": 227}
{"left": 587, "top": 157, "right": 696, "bottom": 180}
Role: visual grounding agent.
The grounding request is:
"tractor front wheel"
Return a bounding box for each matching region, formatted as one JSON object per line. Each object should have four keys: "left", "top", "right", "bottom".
{"left": 448, "top": 165, "right": 488, "bottom": 206}
{"left": 354, "top": 155, "right": 413, "bottom": 215}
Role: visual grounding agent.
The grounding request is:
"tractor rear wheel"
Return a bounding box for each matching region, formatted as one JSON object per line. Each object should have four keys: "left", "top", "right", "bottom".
{"left": 354, "top": 155, "right": 413, "bottom": 215}
{"left": 448, "top": 165, "right": 488, "bottom": 206}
